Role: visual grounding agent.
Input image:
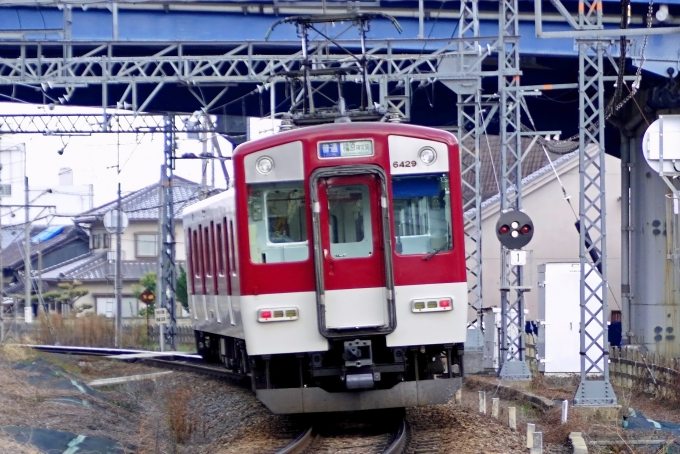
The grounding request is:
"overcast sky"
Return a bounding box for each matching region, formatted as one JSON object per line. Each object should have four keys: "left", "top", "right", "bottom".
{"left": 0, "top": 102, "right": 242, "bottom": 208}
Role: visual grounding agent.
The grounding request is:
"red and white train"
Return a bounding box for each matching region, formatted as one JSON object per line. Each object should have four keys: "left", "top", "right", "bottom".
{"left": 182, "top": 122, "right": 467, "bottom": 414}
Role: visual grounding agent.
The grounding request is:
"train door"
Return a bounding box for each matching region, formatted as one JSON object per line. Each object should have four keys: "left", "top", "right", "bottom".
{"left": 316, "top": 174, "right": 388, "bottom": 330}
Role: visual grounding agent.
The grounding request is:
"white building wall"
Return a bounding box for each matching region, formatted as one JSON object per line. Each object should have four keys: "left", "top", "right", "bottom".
{"left": 89, "top": 221, "right": 186, "bottom": 262}
{"left": 472, "top": 154, "right": 622, "bottom": 321}
{"left": 0, "top": 140, "right": 93, "bottom": 225}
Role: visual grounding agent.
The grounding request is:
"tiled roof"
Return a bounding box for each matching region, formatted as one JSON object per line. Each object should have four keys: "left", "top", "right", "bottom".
{"left": 0, "top": 225, "right": 89, "bottom": 270}
{"left": 463, "top": 149, "right": 579, "bottom": 219}
{"left": 39, "top": 251, "right": 157, "bottom": 282}
{"left": 74, "top": 176, "right": 217, "bottom": 223}
{"left": 460, "top": 135, "right": 570, "bottom": 203}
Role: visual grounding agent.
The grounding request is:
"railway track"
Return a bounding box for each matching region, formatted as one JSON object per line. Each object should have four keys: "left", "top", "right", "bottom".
{"left": 28, "top": 344, "right": 250, "bottom": 384}
{"left": 276, "top": 415, "right": 408, "bottom": 454}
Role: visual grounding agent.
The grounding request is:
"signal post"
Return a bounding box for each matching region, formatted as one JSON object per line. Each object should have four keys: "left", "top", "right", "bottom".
{"left": 496, "top": 210, "right": 534, "bottom": 380}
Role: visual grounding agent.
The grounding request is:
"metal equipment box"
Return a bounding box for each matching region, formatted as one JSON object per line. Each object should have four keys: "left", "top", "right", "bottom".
{"left": 537, "top": 263, "right": 604, "bottom": 374}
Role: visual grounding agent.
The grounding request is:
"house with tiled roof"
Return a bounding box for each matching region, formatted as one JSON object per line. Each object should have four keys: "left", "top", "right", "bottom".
{"left": 1, "top": 225, "right": 90, "bottom": 315}
{"left": 37, "top": 176, "right": 212, "bottom": 318}
{"left": 467, "top": 143, "right": 622, "bottom": 321}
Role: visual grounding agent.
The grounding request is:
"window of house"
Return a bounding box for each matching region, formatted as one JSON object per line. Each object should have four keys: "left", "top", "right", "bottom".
{"left": 136, "top": 233, "right": 159, "bottom": 257}
{"left": 91, "top": 234, "right": 101, "bottom": 249}
{"left": 103, "top": 233, "right": 110, "bottom": 249}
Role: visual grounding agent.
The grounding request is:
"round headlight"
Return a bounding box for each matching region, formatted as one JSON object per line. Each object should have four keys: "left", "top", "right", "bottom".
{"left": 256, "top": 156, "right": 274, "bottom": 174}
{"left": 418, "top": 147, "right": 437, "bottom": 165}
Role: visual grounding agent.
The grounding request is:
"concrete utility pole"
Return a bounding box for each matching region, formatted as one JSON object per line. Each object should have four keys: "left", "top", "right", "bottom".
{"left": 115, "top": 183, "right": 123, "bottom": 347}
{"left": 24, "top": 177, "right": 30, "bottom": 322}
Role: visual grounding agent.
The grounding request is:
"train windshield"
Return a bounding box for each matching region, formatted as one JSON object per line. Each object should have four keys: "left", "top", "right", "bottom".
{"left": 392, "top": 174, "right": 452, "bottom": 256}
{"left": 247, "top": 182, "right": 308, "bottom": 264}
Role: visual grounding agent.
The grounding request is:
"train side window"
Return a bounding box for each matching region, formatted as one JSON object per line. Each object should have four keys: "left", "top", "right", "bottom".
{"left": 187, "top": 228, "right": 196, "bottom": 294}
{"left": 247, "top": 182, "right": 308, "bottom": 264}
{"left": 229, "top": 220, "right": 237, "bottom": 272}
{"left": 216, "top": 223, "right": 225, "bottom": 277}
{"left": 210, "top": 222, "right": 219, "bottom": 295}
{"left": 391, "top": 174, "right": 452, "bottom": 256}
{"left": 204, "top": 226, "right": 212, "bottom": 278}
{"left": 197, "top": 226, "right": 207, "bottom": 294}
{"left": 223, "top": 218, "right": 232, "bottom": 294}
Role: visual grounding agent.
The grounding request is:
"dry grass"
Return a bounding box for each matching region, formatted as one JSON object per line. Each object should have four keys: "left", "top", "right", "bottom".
{"left": 0, "top": 433, "right": 41, "bottom": 454}
{"left": 32, "top": 313, "right": 149, "bottom": 348}
{"left": 165, "top": 387, "right": 195, "bottom": 445}
{"left": 0, "top": 345, "right": 35, "bottom": 363}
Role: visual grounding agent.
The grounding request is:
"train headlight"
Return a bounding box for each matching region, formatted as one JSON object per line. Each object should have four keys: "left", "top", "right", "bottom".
{"left": 256, "top": 156, "right": 274, "bottom": 174}
{"left": 418, "top": 147, "right": 437, "bottom": 165}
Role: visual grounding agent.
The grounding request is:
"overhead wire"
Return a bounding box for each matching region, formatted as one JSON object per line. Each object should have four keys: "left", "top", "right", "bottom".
{"left": 477, "top": 102, "right": 500, "bottom": 195}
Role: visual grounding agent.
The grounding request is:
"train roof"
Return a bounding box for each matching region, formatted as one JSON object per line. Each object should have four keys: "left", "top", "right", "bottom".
{"left": 182, "top": 187, "right": 233, "bottom": 220}
{"left": 233, "top": 122, "right": 457, "bottom": 158}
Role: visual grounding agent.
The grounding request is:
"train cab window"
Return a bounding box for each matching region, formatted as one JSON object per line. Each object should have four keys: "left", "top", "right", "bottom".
{"left": 247, "top": 182, "right": 308, "bottom": 264}
{"left": 392, "top": 174, "right": 452, "bottom": 256}
{"left": 327, "top": 184, "right": 373, "bottom": 259}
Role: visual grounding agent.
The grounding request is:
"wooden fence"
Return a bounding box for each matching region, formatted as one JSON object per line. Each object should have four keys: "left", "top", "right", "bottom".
{"left": 610, "top": 348, "right": 680, "bottom": 402}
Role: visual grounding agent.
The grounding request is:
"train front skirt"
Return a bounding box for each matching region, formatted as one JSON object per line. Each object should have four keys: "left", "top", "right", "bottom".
{"left": 256, "top": 376, "right": 462, "bottom": 414}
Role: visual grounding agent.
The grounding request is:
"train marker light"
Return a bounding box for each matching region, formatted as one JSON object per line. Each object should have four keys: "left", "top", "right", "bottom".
{"left": 412, "top": 297, "right": 453, "bottom": 313}
{"left": 418, "top": 146, "right": 437, "bottom": 165}
{"left": 258, "top": 307, "right": 299, "bottom": 322}
{"left": 256, "top": 156, "right": 274, "bottom": 174}
{"left": 495, "top": 210, "right": 534, "bottom": 249}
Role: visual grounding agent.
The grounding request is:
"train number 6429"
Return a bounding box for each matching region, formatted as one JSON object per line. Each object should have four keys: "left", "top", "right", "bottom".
{"left": 392, "top": 160, "right": 417, "bottom": 168}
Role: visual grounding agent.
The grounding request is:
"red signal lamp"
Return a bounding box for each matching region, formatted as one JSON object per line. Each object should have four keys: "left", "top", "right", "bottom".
{"left": 521, "top": 224, "right": 532, "bottom": 234}
{"left": 260, "top": 311, "right": 272, "bottom": 319}
{"left": 499, "top": 224, "right": 511, "bottom": 235}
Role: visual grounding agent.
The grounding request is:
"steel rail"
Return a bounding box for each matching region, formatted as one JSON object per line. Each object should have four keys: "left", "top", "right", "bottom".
{"left": 382, "top": 418, "right": 409, "bottom": 454}
{"left": 275, "top": 427, "right": 314, "bottom": 454}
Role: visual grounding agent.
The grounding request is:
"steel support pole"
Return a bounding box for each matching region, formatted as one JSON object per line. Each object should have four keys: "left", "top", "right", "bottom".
{"left": 573, "top": 39, "right": 616, "bottom": 405}
{"left": 498, "top": 0, "right": 531, "bottom": 380}
{"left": 160, "top": 115, "right": 178, "bottom": 351}
{"left": 457, "top": 0, "right": 484, "bottom": 344}
{"left": 620, "top": 134, "right": 632, "bottom": 344}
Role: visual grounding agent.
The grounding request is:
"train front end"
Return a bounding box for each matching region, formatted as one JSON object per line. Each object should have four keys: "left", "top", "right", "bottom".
{"left": 235, "top": 122, "right": 467, "bottom": 413}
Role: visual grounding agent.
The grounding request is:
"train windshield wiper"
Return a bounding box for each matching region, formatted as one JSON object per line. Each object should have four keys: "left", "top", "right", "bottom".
{"left": 423, "top": 242, "right": 450, "bottom": 261}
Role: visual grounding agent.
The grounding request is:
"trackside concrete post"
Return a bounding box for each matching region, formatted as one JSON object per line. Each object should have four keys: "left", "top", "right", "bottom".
{"left": 492, "top": 398, "right": 499, "bottom": 418}
{"left": 479, "top": 391, "right": 486, "bottom": 414}
{"left": 508, "top": 407, "right": 516, "bottom": 430}
{"left": 530, "top": 432, "right": 542, "bottom": 454}
{"left": 455, "top": 389, "right": 461, "bottom": 404}
{"left": 527, "top": 423, "right": 535, "bottom": 448}
{"left": 562, "top": 400, "right": 569, "bottom": 424}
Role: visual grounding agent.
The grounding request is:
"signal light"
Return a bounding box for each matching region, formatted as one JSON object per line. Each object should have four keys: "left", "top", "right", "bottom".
{"left": 260, "top": 311, "right": 272, "bottom": 320}
{"left": 495, "top": 210, "right": 534, "bottom": 249}
{"left": 439, "top": 300, "right": 451, "bottom": 308}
